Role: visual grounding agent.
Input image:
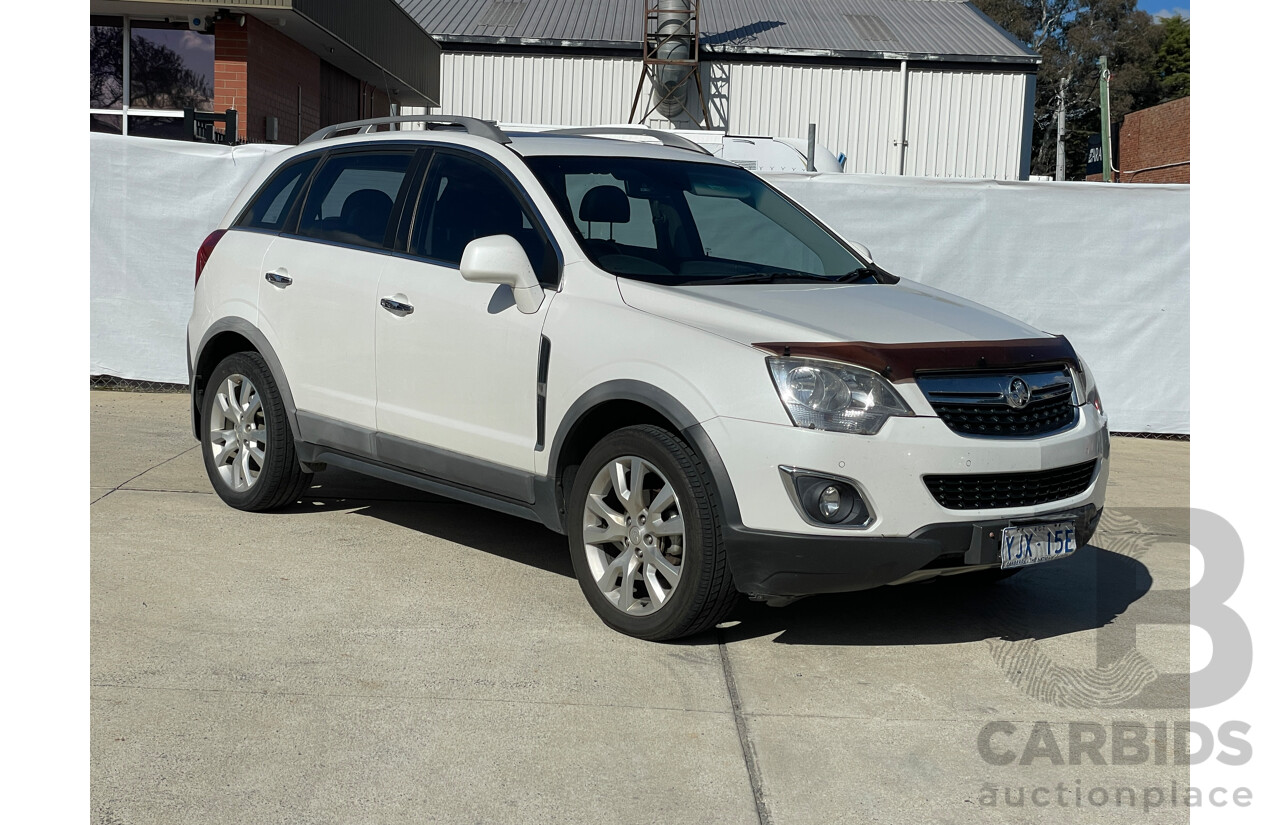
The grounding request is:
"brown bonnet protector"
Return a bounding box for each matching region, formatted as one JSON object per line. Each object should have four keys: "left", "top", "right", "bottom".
{"left": 753, "top": 336, "right": 1080, "bottom": 383}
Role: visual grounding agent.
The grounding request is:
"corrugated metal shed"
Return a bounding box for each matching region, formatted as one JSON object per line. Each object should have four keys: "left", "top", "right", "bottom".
{"left": 395, "top": 0, "right": 1036, "bottom": 64}
{"left": 421, "top": 52, "right": 1034, "bottom": 179}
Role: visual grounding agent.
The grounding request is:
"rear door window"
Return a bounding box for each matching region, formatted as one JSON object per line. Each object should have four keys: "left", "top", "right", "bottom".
{"left": 295, "top": 151, "right": 415, "bottom": 250}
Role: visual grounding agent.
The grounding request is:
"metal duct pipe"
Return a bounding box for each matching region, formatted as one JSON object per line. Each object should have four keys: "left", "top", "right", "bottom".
{"left": 653, "top": 0, "right": 694, "bottom": 118}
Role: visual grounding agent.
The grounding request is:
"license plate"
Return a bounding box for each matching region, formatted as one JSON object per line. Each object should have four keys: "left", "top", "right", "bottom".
{"left": 999, "top": 521, "right": 1077, "bottom": 569}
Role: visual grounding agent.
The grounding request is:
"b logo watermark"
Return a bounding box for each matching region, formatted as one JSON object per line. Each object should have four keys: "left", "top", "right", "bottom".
{"left": 985, "top": 507, "right": 1251, "bottom": 710}
{"left": 973, "top": 507, "right": 1256, "bottom": 813}
{"left": 1190, "top": 509, "right": 1251, "bottom": 708}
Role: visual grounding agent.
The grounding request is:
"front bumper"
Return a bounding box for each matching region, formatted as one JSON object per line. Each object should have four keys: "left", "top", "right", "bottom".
{"left": 700, "top": 411, "right": 1109, "bottom": 537}
{"left": 723, "top": 503, "right": 1101, "bottom": 598}
{"left": 682, "top": 407, "right": 1109, "bottom": 599}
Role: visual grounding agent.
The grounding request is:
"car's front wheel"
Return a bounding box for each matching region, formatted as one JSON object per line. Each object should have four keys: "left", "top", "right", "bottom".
{"left": 200, "top": 352, "right": 311, "bottom": 511}
{"left": 567, "top": 425, "right": 738, "bottom": 641}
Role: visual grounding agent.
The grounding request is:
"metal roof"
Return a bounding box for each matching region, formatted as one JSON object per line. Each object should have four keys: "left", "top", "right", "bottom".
{"left": 394, "top": 0, "right": 1037, "bottom": 65}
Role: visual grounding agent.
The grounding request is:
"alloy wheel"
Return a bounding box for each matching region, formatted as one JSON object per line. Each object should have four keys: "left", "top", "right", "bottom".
{"left": 207, "top": 373, "right": 267, "bottom": 492}
{"left": 581, "top": 455, "right": 686, "bottom": 616}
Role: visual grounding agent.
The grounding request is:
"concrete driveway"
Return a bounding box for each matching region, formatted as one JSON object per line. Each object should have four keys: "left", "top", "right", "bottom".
{"left": 91, "top": 391, "right": 1190, "bottom": 824}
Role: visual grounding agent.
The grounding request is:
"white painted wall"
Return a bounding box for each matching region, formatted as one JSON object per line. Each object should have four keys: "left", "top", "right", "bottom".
{"left": 406, "top": 52, "right": 1033, "bottom": 179}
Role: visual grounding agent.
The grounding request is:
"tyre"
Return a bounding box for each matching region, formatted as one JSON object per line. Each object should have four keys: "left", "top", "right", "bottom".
{"left": 200, "top": 352, "right": 312, "bottom": 512}
{"left": 567, "top": 425, "right": 738, "bottom": 641}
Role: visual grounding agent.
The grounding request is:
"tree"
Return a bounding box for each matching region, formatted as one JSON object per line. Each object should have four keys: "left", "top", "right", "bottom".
{"left": 89, "top": 27, "right": 212, "bottom": 112}
{"left": 1156, "top": 14, "right": 1191, "bottom": 100}
{"left": 972, "top": 1, "right": 1185, "bottom": 178}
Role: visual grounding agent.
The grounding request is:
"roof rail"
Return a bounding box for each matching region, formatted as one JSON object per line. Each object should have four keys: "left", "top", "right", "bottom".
{"left": 543, "top": 126, "right": 711, "bottom": 155}
{"left": 301, "top": 116, "right": 511, "bottom": 145}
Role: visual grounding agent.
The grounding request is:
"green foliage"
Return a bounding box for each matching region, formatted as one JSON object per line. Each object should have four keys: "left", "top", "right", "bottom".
{"left": 1157, "top": 14, "right": 1191, "bottom": 100}
{"left": 971, "top": 1, "right": 1189, "bottom": 178}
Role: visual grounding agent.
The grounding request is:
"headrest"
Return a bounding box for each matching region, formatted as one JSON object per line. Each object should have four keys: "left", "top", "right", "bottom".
{"left": 578, "top": 185, "right": 630, "bottom": 224}
{"left": 340, "top": 189, "right": 394, "bottom": 220}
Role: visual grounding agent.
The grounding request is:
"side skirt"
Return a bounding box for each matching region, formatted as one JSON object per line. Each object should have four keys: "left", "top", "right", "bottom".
{"left": 296, "top": 442, "right": 563, "bottom": 532}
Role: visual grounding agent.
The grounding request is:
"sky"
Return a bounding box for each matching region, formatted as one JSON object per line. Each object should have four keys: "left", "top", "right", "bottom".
{"left": 1136, "top": 1, "right": 1190, "bottom": 19}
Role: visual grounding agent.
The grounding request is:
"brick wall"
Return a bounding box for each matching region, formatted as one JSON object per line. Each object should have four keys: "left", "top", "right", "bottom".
{"left": 364, "top": 85, "right": 393, "bottom": 121}
{"left": 212, "top": 20, "right": 247, "bottom": 141}
{"left": 244, "top": 15, "right": 320, "bottom": 144}
{"left": 1085, "top": 97, "right": 1189, "bottom": 184}
{"left": 1118, "top": 97, "right": 1190, "bottom": 184}
{"left": 212, "top": 15, "right": 394, "bottom": 145}
{"left": 1117, "top": 96, "right": 1190, "bottom": 183}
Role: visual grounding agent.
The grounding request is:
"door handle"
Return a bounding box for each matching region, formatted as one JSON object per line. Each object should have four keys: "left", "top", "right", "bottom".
{"left": 264, "top": 270, "right": 292, "bottom": 287}
{"left": 380, "top": 297, "right": 414, "bottom": 315}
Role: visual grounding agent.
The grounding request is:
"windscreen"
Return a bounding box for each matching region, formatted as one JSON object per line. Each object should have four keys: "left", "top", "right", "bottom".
{"left": 524, "top": 156, "right": 868, "bottom": 285}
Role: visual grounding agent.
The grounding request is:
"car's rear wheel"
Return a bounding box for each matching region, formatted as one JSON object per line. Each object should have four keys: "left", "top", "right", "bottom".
{"left": 568, "top": 425, "right": 738, "bottom": 641}
{"left": 201, "top": 352, "right": 311, "bottom": 511}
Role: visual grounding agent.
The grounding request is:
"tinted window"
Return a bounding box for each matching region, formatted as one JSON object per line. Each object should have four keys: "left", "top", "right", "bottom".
{"left": 236, "top": 156, "right": 318, "bottom": 232}
{"left": 564, "top": 172, "right": 657, "bottom": 250}
{"left": 684, "top": 190, "right": 823, "bottom": 274}
{"left": 410, "top": 152, "right": 555, "bottom": 283}
{"left": 526, "top": 156, "right": 867, "bottom": 285}
{"left": 296, "top": 152, "right": 414, "bottom": 249}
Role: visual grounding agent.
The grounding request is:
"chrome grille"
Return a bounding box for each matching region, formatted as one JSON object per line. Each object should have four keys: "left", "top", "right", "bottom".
{"left": 917, "top": 368, "right": 1078, "bottom": 437}
{"left": 924, "top": 460, "right": 1098, "bottom": 510}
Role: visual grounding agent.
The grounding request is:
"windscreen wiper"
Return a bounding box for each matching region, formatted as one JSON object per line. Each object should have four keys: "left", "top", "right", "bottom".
{"left": 828, "top": 266, "right": 900, "bottom": 284}
{"left": 833, "top": 268, "right": 881, "bottom": 283}
{"left": 687, "top": 269, "right": 882, "bottom": 286}
{"left": 686, "top": 272, "right": 821, "bottom": 285}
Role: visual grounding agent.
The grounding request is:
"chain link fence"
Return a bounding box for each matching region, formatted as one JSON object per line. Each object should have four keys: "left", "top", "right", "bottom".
{"left": 90, "top": 375, "right": 187, "bottom": 393}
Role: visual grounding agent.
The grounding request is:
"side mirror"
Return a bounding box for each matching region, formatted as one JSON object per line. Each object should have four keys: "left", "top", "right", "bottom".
{"left": 460, "top": 235, "right": 545, "bottom": 314}
{"left": 849, "top": 241, "right": 874, "bottom": 264}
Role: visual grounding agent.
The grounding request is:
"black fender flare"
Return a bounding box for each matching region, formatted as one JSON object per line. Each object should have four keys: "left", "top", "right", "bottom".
{"left": 191, "top": 318, "right": 300, "bottom": 442}
{"left": 540, "top": 379, "right": 742, "bottom": 532}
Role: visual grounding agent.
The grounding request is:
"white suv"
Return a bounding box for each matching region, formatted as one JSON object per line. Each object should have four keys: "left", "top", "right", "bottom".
{"left": 188, "top": 116, "right": 1109, "bottom": 640}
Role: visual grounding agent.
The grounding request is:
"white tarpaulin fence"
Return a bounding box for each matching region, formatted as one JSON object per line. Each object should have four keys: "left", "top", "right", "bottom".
{"left": 90, "top": 135, "right": 286, "bottom": 386}
{"left": 90, "top": 134, "right": 1190, "bottom": 433}
{"left": 767, "top": 174, "right": 1190, "bottom": 434}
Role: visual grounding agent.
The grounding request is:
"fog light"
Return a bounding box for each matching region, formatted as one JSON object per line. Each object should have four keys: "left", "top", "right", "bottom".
{"left": 818, "top": 486, "right": 842, "bottom": 519}
{"left": 780, "top": 468, "right": 872, "bottom": 527}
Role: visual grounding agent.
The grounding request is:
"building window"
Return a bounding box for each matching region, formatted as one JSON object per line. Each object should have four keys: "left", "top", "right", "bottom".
{"left": 90, "top": 17, "right": 215, "bottom": 139}
{"left": 89, "top": 25, "right": 124, "bottom": 110}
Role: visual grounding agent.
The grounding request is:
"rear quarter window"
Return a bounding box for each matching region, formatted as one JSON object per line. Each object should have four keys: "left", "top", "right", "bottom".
{"left": 235, "top": 156, "right": 319, "bottom": 232}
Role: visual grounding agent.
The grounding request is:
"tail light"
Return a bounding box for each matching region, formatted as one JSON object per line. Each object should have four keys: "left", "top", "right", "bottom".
{"left": 195, "top": 229, "right": 227, "bottom": 287}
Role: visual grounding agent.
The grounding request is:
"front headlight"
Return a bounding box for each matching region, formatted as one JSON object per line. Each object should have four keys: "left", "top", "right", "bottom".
{"left": 1077, "top": 357, "right": 1104, "bottom": 416}
{"left": 767, "top": 357, "right": 914, "bottom": 435}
